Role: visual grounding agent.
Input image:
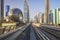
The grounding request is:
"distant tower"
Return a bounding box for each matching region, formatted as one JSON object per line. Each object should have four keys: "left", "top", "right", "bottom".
{"left": 0, "top": 0, "right": 4, "bottom": 24}
{"left": 45, "top": 0, "right": 50, "bottom": 24}
{"left": 6, "top": 5, "right": 10, "bottom": 17}
{"left": 24, "top": 0, "right": 29, "bottom": 23}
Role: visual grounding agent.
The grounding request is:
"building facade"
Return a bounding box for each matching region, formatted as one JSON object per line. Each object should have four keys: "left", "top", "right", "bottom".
{"left": 50, "top": 8, "right": 60, "bottom": 25}
{"left": 56, "top": 8, "right": 60, "bottom": 24}
{"left": 48, "top": 10, "right": 53, "bottom": 24}
{"left": 58, "top": 8, "right": 60, "bottom": 24}
{"left": 42, "top": 13, "right": 44, "bottom": 23}
{"left": 0, "top": 0, "right": 4, "bottom": 23}
{"left": 8, "top": 8, "right": 23, "bottom": 22}
{"left": 45, "top": 0, "right": 50, "bottom": 24}
{"left": 24, "top": 0, "right": 29, "bottom": 23}
{"left": 6, "top": 5, "right": 10, "bottom": 17}
{"left": 38, "top": 13, "right": 43, "bottom": 24}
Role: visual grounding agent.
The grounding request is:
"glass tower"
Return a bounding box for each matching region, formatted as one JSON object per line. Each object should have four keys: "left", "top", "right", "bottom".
{"left": 24, "top": 0, "right": 29, "bottom": 23}
{"left": 6, "top": 5, "right": 10, "bottom": 16}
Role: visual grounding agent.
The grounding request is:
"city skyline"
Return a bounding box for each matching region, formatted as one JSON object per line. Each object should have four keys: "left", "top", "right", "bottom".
{"left": 4, "top": 0, "right": 60, "bottom": 20}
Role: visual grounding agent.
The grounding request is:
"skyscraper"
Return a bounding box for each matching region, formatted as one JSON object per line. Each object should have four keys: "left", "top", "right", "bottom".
{"left": 45, "top": 0, "right": 50, "bottom": 24}
{"left": 52, "top": 8, "right": 60, "bottom": 25}
{"left": 48, "top": 10, "right": 53, "bottom": 24}
{"left": 6, "top": 5, "right": 10, "bottom": 17}
{"left": 0, "top": 0, "right": 4, "bottom": 24}
{"left": 24, "top": 0, "right": 29, "bottom": 23}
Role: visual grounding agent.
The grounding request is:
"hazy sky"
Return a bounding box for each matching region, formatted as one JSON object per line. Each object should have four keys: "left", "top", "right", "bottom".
{"left": 4, "top": 0, "right": 60, "bottom": 20}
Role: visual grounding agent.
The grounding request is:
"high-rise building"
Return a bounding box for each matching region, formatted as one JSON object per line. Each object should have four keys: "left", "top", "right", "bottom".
{"left": 24, "top": 0, "right": 29, "bottom": 23}
{"left": 38, "top": 13, "right": 42, "bottom": 24}
{"left": 48, "top": 10, "right": 53, "bottom": 24}
{"left": 58, "top": 8, "right": 60, "bottom": 24}
{"left": 52, "top": 9, "right": 55, "bottom": 24}
{"left": 45, "top": 0, "right": 50, "bottom": 24}
{"left": 34, "top": 15, "right": 38, "bottom": 23}
{"left": 52, "top": 8, "right": 60, "bottom": 25}
{"left": 39, "top": 13, "right": 45, "bottom": 24}
{"left": 0, "top": 0, "right": 4, "bottom": 23}
{"left": 48, "top": 8, "right": 60, "bottom": 25}
{"left": 6, "top": 5, "right": 10, "bottom": 17}
{"left": 42, "top": 13, "right": 44, "bottom": 23}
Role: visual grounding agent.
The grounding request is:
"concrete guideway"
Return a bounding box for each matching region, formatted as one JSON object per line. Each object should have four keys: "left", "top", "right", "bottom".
{"left": 23, "top": 24, "right": 36, "bottom": 40}
{"left": 0, "top": 23, "right": 60, "bottom": 40}
{"left": 30, "top": 25, "right": 36, "bottom": 40}
{"left": 39, "top": 26, "right": 60, "bottom": 39}
{"left": 0, "top": 23, "right": 30, "bottom": 40}
{"left": 34, "top": 27, "right": 50, "bottom": 40}
{"left": 34, "top": 27, "right": 59, "bottom": 40}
